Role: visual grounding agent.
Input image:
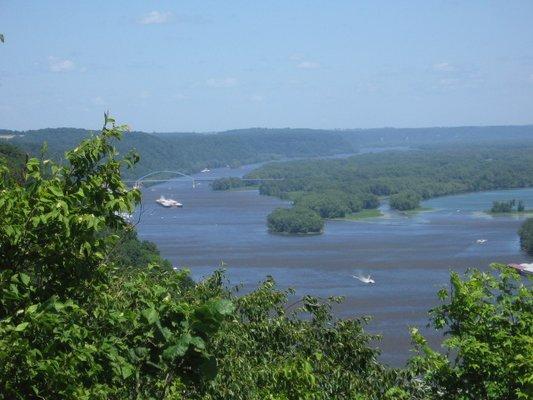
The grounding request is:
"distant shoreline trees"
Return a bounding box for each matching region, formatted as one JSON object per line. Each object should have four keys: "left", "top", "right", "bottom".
{"left": 389, "top": 191, "right": 421, "bottom": 211}
{"left": 490, "top": 199, "right": 526, "bottom": 213}
{"left": 244, "top": 145, "right": 533, "bottom": 233}
{"left": 519, "top": 218, "right": 533, "bottom": 255}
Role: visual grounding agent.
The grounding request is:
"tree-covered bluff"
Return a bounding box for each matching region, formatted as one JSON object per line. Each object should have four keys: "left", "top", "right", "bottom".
{"left": 2, "top": 127, "right": 353, "bottom": 180}
{"left": 0, "top": 118, "right": 531, "bottom": 399}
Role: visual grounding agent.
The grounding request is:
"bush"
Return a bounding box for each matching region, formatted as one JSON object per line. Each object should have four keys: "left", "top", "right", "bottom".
{"left": 295, "top": 192, "right": 350, "bottom": 218}
{"left": 0, "top": 116, "right": 233, "bottom": 398}
{"left": 267, "top": 207, "right": 324, "bottom": 234}
{"left": 202, "top": 277, "right": 403, "bottom": 399}
{"left": 408, "top": 265, "right": 533, "bottom": 400}
{"left": 389, "top": 191, "right": 421, "bottom": 211}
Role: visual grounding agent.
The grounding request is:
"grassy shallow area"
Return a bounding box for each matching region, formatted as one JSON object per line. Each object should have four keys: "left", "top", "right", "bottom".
{"left": 267, "top": 229, "right": 324, "bottom": 236}
{"left": 332, "top": 208, "right": 384, "bottom": 221}
{"left": 401, "top": 206, "right": 433, "bottom": 215}
{"left": 485, "top": 210, "right": 533, "bottom": 217}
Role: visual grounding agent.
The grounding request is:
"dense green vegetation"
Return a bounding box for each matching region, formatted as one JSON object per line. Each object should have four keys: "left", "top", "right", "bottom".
{"left": 247, "top": 145, "right": 533, "bottom": 232}
{"left": 519, "top": 218, "right": 533, "bottom": 256}
{"left": 267, "top": 207, "right": 324, "bottom": 234}
{"left": 5, "top": 124, "right": 533, "bottom": 182}
{"left": 211, "top": 177, "right": 257, "bottom": 191}
{"left": 1, "top": 118, "right": 531, "bottom": 399}
{"left": 0, "top": 117, "right": 236, "bottom": 399}
{"left": 0, "top": 142, "right": 26, "bottom": 182}
{"left": 109, "top": 228, "right": 174, "bottom": 271}
{"left": 2, "top": 127, "right": 353, "bottom": 180}
{"left": 265, "top": 190, "right": 379, "bottom": 234}
{"left": 389, "top": 191, "right": 421, "bottom": 211}
{"left": 408, "top": 267, "right": 532, "bottom": 400}
{"left": 490, "top": 199, "right": 527, "bottom": 213}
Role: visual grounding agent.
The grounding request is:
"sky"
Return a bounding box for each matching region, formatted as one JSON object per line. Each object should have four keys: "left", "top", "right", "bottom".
{"left": 1, "top": 0, "right": 533, "bottom": 132}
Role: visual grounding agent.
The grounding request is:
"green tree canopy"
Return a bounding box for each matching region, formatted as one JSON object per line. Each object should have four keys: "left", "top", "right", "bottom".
{"left": 519, "top": 218, "right": 533, "bottom": 256}
{"left": 267, "top": 207, "right": 324, "bottom": 234}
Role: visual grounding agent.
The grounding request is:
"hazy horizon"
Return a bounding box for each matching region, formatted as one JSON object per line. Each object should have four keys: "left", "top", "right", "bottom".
{"left": 1, "top": 1, "right": 533, "bottom": 131}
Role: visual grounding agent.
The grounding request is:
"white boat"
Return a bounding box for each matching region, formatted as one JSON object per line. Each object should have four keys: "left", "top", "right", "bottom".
{"left": 476, "top": 239, "right": 487, "bottom": 244}
{"left": 201, "top": 168, "right": 210, "bottom": 173}
{"left": 352, "top": 274, "right": 375, "bottom": 284}
{"left": 156, "top": 196, "right": 183, "bottom": 208}
{"left": 508, "top": 263, "right": 533, "bottom": 276}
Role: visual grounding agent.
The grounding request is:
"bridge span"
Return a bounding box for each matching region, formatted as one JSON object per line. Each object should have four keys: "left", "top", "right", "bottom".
{"left": 125, "top": 170, "right": 283, "bottom": 188}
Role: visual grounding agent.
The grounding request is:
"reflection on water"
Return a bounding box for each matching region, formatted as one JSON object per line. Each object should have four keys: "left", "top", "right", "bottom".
{"left": 136, "top": 163, "right": 533, "bottom": 366}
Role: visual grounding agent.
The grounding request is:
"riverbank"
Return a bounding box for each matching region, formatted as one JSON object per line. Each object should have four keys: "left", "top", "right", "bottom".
{"left": 400, "top": 206, "right": 433, "bottom": 215}
{"left": 331, "top": 209, "right": 384, "bottom": 221}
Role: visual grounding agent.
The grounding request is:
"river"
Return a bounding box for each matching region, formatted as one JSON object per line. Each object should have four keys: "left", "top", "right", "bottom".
{"left": 135, "top": 161, "right": 533, "bottom": 366}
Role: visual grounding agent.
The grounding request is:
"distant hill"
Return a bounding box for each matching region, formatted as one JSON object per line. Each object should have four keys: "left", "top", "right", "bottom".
{"left": 337, "top": 125, "right": 533, "bottom": 147}
{"left": 2, "top": 124, "right": 532, "bottom": 179}
{"left": 0, "top": 127, "right": 353, "bottom": 179}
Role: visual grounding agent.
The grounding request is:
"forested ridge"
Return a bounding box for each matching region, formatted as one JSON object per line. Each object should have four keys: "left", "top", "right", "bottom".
{"left": 1, "top": 127, "right": 353, "bottom": 180}
{"left": 3, "top": 124, "right": 533, "bottom": 181}
{"left": 243, "top": 144, "right": 533, "bottom": 233}
{"left": 1, "top": 118, "right": 531, "bottom": 399}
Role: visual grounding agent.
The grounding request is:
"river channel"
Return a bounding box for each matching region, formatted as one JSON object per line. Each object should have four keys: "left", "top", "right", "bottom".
{"left": 136, "top": 160, "right": 533, "bottom": 366}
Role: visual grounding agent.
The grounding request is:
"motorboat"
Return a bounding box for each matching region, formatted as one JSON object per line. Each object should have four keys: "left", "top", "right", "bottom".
{"left": 201, "top": 168, "right": 210, "bottom": 173}
{"left": 508, "top": 263, "right": 533, "bottom": 276}
{"left": 352, "top": 274, "right": 375, "bottom": 284}
{"left": 156, "top": 196, "right": 183, "bottom": 208}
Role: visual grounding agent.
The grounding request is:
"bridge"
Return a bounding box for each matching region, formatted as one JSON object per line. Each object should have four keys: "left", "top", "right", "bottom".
{"left": 125, "top": 170, "right": 283, "bottom": 188}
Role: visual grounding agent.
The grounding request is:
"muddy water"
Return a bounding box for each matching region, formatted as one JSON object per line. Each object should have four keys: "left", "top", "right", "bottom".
{"left": 136, "top": 163, "right": 533, "bottom": 366}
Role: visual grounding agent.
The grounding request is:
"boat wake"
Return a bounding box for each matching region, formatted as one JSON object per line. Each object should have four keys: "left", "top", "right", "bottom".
{"left": 352, "top": 273, "right": 375, "bottom": 284}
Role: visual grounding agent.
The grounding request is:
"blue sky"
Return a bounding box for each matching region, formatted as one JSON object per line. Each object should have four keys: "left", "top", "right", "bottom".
{"left": 1, "top": 1, "right": 533, "bottom": 131}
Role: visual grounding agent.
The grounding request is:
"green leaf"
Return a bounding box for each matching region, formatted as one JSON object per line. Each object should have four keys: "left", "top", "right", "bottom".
{"left": 20, "top": 273, "right": 30, "bottom": 286}
{"left": 189, "top": 336, "right": 206, "bottom": 351}
{"left": 141, "top": 308, "right": 159, "bottom": 325}
{"left": 26, "top": 304, "right": 39, "bottom": 314}
{"left": 163, "top": 343, "right": 189, "bottom": 360}
{"left": 214, "top": 299, "right": 235, "bottom": 316}
{"left": 14, "top": 322, "right": 29, "bottom": 332}
{"left": 121, "top": 363, "right": 135, "bottom": 379}
{"left": 48, "top": 186, "right": 63, "bottom": 197}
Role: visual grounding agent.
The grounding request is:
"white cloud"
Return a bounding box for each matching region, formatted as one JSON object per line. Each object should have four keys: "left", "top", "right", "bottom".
{"left": 139, "top": 90, "right": 151, "bottom": 99}
{"left": 91, "top": 96, "right": 107, "bottom": 106}
{"left": 206, "top": 77, "right": 238, "bottom": 88}
{"left": 48, "top": 57, "right": 75, "bottom": 72}
{"left": 289, "top": 53, "right": 304, "bottom": 61}
{"left": 249, "top": 94, "right": 264, "bottom": 102}
{"left": 438, "top": 78, "right": 460, "bottom": 88}
{"left": 433, "top": 62, "right": 456, "bottom": 72}
{"left": 139, "top": 11, "right": 172, "bottom": 25}
{"left": 297, "top": 61, "right": 320, "bottom": 69}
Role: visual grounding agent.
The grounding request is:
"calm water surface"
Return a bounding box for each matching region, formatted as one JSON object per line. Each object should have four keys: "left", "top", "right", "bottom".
{"left": 136, "top": 163, "right": 533, "bottom": 366}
